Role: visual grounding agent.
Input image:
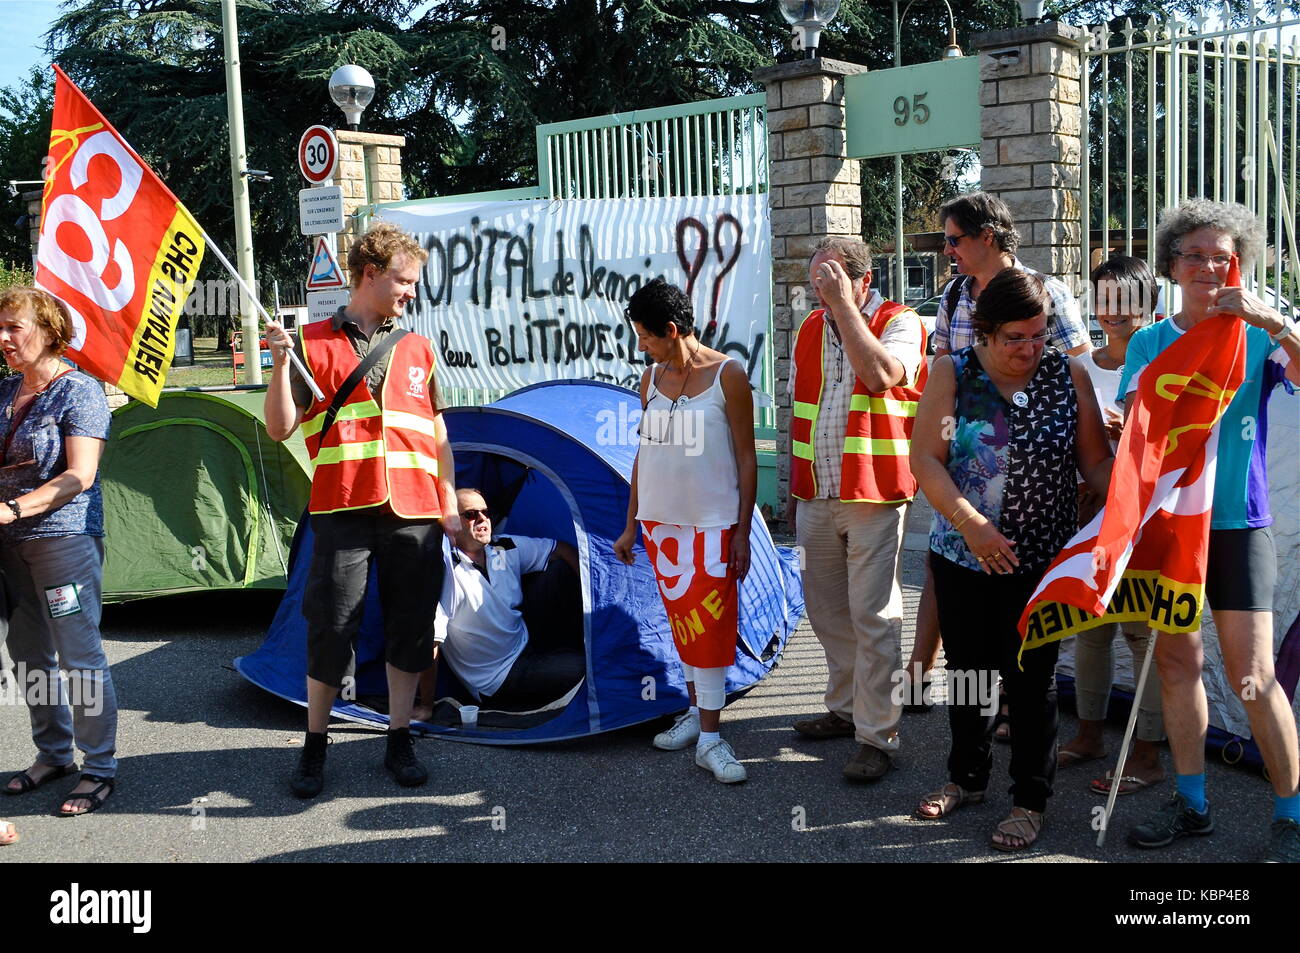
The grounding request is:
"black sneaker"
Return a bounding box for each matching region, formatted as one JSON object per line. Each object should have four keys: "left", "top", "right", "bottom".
{"left": 384, "top": 726, "right": 428, "bottom": 787}
{"left": 1127, "top": 793, "right": 1213, "bottom": 848}
{"left": 290, "top": 732, "right": 328, "bottom": 799}
{"left": 1263, "top": 818, "right": 1300, "bottom": 863}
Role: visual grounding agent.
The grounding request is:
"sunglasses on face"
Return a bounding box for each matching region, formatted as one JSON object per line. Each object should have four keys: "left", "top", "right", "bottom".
{"left": 459, "top": 509, "right": 490, "bottom": 521}
{"left": 943, "top": 233, "right": 968, "bottom": 248}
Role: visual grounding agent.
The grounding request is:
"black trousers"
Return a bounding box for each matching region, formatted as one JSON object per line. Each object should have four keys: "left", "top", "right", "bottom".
{"left": 304, "top": 509, "right": 445, "bottom": 686}
{"left": 481, "top": 559, "right": 585, "bottom": 710}
{"left": 930, "top": 552, "right": 1060, "bottom": 813}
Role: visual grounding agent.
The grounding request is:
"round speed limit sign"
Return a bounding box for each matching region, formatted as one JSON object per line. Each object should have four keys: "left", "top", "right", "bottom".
{"left": 298, "top": 125, "right": 338, "bottom": 184}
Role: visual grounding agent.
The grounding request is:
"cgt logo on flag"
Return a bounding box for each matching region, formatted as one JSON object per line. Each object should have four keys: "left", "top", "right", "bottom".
{"left": 1017, "top": 304, "right": 1246, "bottom": 657}
{"left": 35, "top": 65, "right": 206, "bottom": 408}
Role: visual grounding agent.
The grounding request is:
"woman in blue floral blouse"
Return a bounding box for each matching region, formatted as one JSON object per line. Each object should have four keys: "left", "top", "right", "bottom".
{"left": 909, "top": 269, "right": 1113, "bottom": 851}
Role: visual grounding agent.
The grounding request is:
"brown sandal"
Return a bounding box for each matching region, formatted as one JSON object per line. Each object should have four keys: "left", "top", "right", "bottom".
{"left": 991, "top": 807, "right": 1044, "bottom": 851}
{"left": 915, "top": 782, "right": 986, "bottom": 819}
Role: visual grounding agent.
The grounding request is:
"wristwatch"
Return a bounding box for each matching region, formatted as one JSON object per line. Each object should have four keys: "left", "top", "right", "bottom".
{"left": 5, "top": 499, "right": 21, "bottom": 521}
{"left": 1269, "top": 316, "right": 1296, "bottom": 344}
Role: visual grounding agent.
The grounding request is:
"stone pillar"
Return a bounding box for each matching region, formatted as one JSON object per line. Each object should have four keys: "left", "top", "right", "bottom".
{"left": 334, "top": 130, "right": 407, "bottom": 279}
{"left": 23, "top": 190, "right": 42, "bottom": 266}
{"left": 973, "top": 22, "right": 1084, "bottom": 287}
{"left": 752, "top": 58, "right": 867, "bottom": 515}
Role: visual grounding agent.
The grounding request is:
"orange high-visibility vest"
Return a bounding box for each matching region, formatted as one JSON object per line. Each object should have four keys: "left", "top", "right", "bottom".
{"left": 790, "top": 302, "right": 928, "bottom": 503}
{"left": 299, "top": 323, "right": 444, "bottom": 518}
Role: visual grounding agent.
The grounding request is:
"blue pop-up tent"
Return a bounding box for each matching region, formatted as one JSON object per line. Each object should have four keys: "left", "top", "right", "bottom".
{"left": 235, "top": 380, "right": 804, "bottom": 744}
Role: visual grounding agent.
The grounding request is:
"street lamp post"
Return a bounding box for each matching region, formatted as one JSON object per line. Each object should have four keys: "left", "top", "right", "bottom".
{"left": 891, "top": 0, "right": 961, "bottom": 304}
{"left": 221, "top": 0, "right": 261, "bottom": 385}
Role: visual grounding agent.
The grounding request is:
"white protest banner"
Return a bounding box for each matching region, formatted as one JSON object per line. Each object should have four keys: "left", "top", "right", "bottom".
{"left": 375, "top": 195, "right": 770, "bottom": 391}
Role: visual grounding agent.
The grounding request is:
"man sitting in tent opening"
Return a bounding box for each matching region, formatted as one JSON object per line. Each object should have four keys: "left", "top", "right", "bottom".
{"left": 415, "top": 488, "right": 583, "bottom": 717}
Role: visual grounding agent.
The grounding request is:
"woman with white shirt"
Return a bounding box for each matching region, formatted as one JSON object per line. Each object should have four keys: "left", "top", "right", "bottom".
{"left": 1057, "top": 257, "right": 1166, "bottom": 796}
{"left": 614, "top": 278, "right": 757, "bottom": 783}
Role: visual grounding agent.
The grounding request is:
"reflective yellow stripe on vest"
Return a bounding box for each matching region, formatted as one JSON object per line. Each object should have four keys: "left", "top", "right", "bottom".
{"left": 848, "top": 394, "right": 919, "bottom": 417}
{"left": 842, "top": 436, "right": 910, "bottom": 456}
{"left": 792, "top": 400, "right": 819, "bottom": 462}
{"left": 300, "top": 399, "right": 382, "bottom": 438}
{"left": 314, "top": 440, "right": 385, "bottom": 465}
{"left": 793, "top": 400, "right": 819, "bottom": 421}
{"left": 386, "top": 450, "right": 441, "bottom": 473}
{"left": 381, "top": 409, "right": 441, "bottom": 439}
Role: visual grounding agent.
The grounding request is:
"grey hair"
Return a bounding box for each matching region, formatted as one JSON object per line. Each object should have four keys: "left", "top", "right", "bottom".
{"left": 811, "top": 237, "right": 873, "bottom": 281}
{"left": 1154, "top": 200, "right": 1264, "bottom": 278}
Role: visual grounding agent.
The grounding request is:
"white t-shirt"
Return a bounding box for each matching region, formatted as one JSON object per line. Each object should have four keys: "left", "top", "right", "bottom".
{"left": 438, "top": 536, "right": 556, "bottom": 699}
{"left": 1080, "top": 349, "right": 1124, "bottom": 419}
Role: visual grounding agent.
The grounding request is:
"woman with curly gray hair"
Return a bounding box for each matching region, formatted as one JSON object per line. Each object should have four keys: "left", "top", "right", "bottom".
{"left": 1118, "top": 200, "right": 1300, "bottom": 862}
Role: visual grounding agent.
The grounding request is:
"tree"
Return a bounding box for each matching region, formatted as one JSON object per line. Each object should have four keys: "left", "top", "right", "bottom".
{"left": 8, "top": 0, "right": 1296, "bottom": 281}
{"left": 0, "top": 68, "right": 55, "bottom": 269}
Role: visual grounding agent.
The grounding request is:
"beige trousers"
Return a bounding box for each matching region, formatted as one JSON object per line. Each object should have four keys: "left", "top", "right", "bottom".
{"left": 797, "top": 498, "right": 908, "bottom": 751}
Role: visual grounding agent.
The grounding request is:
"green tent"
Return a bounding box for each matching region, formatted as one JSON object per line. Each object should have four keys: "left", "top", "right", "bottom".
{"left": 100, "top": 390, "right": 310, "bottom": 602}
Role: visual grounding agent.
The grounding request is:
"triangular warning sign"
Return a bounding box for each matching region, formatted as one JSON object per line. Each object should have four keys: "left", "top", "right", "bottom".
{"left": 306, "top": 236, "right": 346, "bottom": 291}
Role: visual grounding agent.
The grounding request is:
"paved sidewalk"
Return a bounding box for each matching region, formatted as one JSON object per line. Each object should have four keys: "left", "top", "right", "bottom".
{"left": 0, "top": 496, "right": 1278, "bottom": 863}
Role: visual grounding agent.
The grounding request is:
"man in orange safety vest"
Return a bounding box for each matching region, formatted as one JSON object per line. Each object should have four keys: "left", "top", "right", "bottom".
{"left": 265, "top": 223, "right": 458, "bottom": 798}
{"left": 787, "top": 236, "right": 928, "bottom": 782}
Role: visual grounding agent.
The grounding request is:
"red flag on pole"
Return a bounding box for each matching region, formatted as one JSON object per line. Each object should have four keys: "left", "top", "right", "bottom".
{"left": 1017, "top": 258, "right": 1248, "bottom": 655}
{"left": 35, "top": 65, "right": 206, "bottom": 407}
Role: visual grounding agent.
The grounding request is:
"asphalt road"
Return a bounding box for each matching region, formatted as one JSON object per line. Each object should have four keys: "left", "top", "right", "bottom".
{"left": 0, "top": 498, "right": 1280, "bottom": 864}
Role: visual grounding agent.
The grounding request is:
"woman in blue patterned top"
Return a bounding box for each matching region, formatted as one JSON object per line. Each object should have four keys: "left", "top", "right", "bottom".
{"left": 910, "top": 269, "right": 1113, "bottom": 851}
{"left": 0, "top": 287, "right": 115, "bottom": 817}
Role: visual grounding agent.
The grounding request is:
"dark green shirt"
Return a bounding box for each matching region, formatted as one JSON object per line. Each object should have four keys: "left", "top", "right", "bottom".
{"left": 289, "top": 307, "right": 401, "bottom": 410}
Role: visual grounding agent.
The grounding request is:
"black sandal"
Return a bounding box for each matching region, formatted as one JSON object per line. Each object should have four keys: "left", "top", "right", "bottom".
{"left": 59, "top": 774, "right": 114, "bottom": 817}
{"left": 5, "top": 762, "right": 78, "bottom": 796}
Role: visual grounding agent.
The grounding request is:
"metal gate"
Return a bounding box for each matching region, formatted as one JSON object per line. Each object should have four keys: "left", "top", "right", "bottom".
{"left": 1079, "top": 13, "right": 1300, "bottom": 306}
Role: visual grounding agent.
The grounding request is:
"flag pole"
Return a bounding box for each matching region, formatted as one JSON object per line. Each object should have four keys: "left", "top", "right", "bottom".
{"left": 1096, "top": 630, "right": 1159, "bottom": 847}
{"left": 199, "top": 227, "right": 325, "bottom": 402}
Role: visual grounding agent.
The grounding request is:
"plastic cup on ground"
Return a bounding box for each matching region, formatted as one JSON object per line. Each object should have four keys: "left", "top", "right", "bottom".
{"left": 460, "top": 705, "right": 479, "bottom": 727}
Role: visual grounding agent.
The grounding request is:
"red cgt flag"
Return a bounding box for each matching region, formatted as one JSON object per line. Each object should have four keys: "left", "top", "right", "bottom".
{"left": 1017, "top": 258, "right": 1248, "bottom": 655}
{"left": 35, "top": 65, "right": 206, "bottom": 407}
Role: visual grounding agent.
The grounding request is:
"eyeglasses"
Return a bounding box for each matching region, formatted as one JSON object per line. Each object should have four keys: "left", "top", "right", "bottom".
{"left": 998, "top": 332, "right": 1050, "bottom": 348}
{"left": 459, "top": 509, "right": 489, "bottom": 521}
{"left": 1174, "top": 252, "right": 1233, "bottom": 268}
{"left": 943, "top": 233, "right": 968, "bottom": 248}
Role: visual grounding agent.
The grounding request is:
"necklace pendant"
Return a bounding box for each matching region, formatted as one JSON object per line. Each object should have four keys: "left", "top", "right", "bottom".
{"left": 676, "top": 395, "right": 688, "bottom": 408}
{"left": 1012, "top": 391, "right": 1029, "bottom": 409}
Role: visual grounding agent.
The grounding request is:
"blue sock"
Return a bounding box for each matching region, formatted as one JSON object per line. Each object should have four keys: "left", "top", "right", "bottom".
{"left": 1176, "top": 773, "right": 1207, "bottom": 813}
{"left": 1274, "top": 792, "right": 1300, "bottom": 823}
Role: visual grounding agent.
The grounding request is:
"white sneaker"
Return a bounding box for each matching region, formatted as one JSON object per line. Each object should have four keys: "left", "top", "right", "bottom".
{"left": 695, "top": 739, "right": 748, "bottom": 783}
{"left": 653, "top": 710, "right": 700, "bottom": 751}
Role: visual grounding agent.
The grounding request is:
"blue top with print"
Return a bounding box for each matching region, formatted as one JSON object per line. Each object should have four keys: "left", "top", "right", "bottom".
{"left": 1117, "top": 319, "right": 1293, "bottom": 530}
{"left": 0, "top": 370, "right": 111, "bottom": 542}
{"left": 929, "top": 346, "right": 1079, "bottom": 573}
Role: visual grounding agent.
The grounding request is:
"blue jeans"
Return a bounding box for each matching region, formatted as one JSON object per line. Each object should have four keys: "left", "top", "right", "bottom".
{"left": 2, "top": 535, "right": 117, "bottom": 778}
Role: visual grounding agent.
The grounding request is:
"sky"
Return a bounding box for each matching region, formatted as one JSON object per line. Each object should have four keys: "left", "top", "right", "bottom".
{"left": 0, "top": 0, "right": 58, "bottom": 91}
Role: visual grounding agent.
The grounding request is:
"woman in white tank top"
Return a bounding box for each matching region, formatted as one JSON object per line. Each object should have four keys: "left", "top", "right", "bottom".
{"left": 613, "top": 278, "right": 757, "bottom": 783}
